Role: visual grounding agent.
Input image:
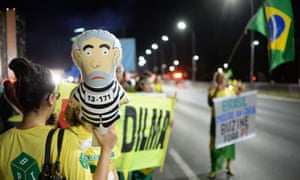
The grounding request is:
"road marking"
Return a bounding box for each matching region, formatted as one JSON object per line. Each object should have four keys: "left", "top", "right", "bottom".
{"left": 169, "top": 148, "right": 201, "bottom": 180}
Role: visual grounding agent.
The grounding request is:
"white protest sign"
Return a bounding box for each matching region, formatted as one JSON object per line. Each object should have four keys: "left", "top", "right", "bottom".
{"left": 213, "top": 90, "right": 257, "bottom": 149}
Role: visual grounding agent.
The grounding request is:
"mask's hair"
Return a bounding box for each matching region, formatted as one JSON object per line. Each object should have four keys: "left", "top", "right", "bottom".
{"left": 72, "top": 29, "right": 122, "bottom": 63}
{"left": 9, "top": 57, "right": 56, "bottom": 114}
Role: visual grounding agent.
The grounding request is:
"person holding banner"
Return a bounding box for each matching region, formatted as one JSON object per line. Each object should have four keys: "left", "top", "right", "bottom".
{"left": 65, "top": 87, "right": 121, "bottom": 180}
{"left": 70, "top": 29, "right": 130, "bottom": 135}
{"left": 130, "top": 73, "right": 172, "bottom": 180}
{"left": 131, "top": 75, "right": 156, "bottom": 180}
{"left": 207, "top": 71, "right": 236, "bottom": 179}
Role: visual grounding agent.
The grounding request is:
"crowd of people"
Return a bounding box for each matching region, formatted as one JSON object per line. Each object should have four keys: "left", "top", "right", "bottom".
{"left": 0, "top": 56, "right": 243, "bottom": 180}
{"left": 0, "top": 27, "right": 168, "bottom": 180}
{"left": 0, "top": 58, "right": 166, "bottom": 180}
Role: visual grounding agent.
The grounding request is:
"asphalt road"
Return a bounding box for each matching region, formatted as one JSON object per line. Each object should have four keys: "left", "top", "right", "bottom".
{"left": 152, "top": 83, "right": 300, "bottom": 180}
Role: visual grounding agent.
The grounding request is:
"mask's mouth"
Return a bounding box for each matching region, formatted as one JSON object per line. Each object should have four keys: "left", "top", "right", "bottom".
{"left": 92, "top": 76, "right": 104, "bottom": 80}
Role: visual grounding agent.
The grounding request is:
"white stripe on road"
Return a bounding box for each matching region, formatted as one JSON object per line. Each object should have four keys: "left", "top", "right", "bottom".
{"left": 169, "top": 148, "right": 201, "bottom": 180}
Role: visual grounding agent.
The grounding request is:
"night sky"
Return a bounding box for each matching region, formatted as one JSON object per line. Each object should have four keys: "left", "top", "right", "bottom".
{"left": 1, "top": 0, "right": 300, "bottom": 82}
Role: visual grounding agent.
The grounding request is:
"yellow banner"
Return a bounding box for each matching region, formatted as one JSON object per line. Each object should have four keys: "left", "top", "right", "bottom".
{"left": 54, "top": 81, "right": 176, "bottom": 171}
{"left": 114, "top": 93, "right": 176, "bottom": 172}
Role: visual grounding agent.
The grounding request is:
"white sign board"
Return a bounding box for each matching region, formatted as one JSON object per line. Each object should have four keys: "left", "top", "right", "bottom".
{"left": 213, "top": 90, "right": 257, "bottom": 149}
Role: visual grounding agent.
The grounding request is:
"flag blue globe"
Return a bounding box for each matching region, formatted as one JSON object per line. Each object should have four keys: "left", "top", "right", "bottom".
{"left": 268, "top": 15, "right": 285, "bottom": 41}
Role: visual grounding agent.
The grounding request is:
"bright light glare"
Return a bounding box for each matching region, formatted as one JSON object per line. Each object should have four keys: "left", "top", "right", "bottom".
{"left": 169, "top": 66, "right": 175, "bottom": 71}
{"left": 217, "top": 67, "right": 223, "bottom": 73}
{"left": 67, "top": 76, "right": 74, "bottom": 82}
{"left": 138, "top": 56, "right": 147, "bottom": 67}
{"left": 161, "top": 35, "right": 169, "bottom": 42}
{"left": 173, "top": 59, "right": 179, "bottom": 66}
{"left": 193, "top": 55, "right": 199, "bottom": 61}
{"left": 52, "top": 74, "right": 61, "bottom": 85}
{"left": 177, "top": 21, "right": 186, "bottom": 30}
{"left": 138, "top": 56, "right": 145, "bottom": 61}
{"left": 138, "top": 61, "right": 146, "bottom": 66}
{"left": 145, "top": 49, "right": 152, "bottom": 55}
{"left": 74, "top": 27, "right": 85, "bottom": 33}
{"left": 223, "top": 63, "right": 228, "bottom": 69}
{"left": 173, "top": 72, "right": 183, "bottom": 79}
{"left": 253, "top": 40, "right": 259, "bottom": 46}
{"left": 151, "top": 43, "right": 159, "bottom": 50}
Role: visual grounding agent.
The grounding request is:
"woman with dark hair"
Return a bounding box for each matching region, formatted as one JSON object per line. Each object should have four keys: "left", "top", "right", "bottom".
{"left": 0, "top": 57, "right": 117, "bottom": 180}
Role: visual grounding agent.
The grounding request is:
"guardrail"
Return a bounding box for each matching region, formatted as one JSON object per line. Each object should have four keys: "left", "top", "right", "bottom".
{"left": 163, "top": 80, "right": 300, "bottom": 99}
{"left": 249, "top": 82, "right": 300, "bottom": 99}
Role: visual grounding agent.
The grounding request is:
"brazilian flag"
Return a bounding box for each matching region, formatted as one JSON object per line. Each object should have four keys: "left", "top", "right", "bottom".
{"left": 247, "top": 0, "right": 295, "bottom": 73}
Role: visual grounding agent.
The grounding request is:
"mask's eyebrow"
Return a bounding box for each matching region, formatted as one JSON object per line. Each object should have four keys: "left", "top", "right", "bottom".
{"left": 83, "top": 44, "right": 94, "bottom": 51}
{"left": 99, "top": 44, "right": 110, "bottom": 49}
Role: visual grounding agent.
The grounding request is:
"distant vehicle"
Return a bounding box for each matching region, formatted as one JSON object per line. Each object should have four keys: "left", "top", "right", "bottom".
{"left": 163, "top": 70, "right": 186, "bottom": 85}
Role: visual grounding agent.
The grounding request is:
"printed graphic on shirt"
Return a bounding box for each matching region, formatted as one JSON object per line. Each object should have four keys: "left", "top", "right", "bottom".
{"left": 84, "top": 151, "right": 116, "bottom": 173}
{"left": 11, "top": 152, "right": 40, "bottom": 180}
{"left": 80, "top": 152, "right": 90, "bottom": 169}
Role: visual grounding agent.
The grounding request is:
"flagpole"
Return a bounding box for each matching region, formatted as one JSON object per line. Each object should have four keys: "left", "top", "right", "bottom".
{"left": 250, "top": 0, "right": 255, "bottom": 89}
{"left": 227, "top": 30, "right": 245, "bottom": 65}
{"left": 227, "top": 0, "right": 255, "bottom": 88}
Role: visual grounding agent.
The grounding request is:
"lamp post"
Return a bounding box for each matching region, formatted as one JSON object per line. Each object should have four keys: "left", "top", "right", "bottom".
{"left": 191, "top": 30, "right": 197, "bottom": 82}
{"left": 151, "top": 43, "right": 159, "bottom": 73}
{"left": 251, "top": 39, "right": 259, "bottom": 82}
{"left": 160, "top": 35, "right": 169, "bottom": 76}
{"left": 249, "top": 0, "right": 254, "bottom": 88}
{"left": 163, "top": 35, "right": 178, "bottom": 70}
{"left": 177, "top": 21, "right": 197, "bottom": 82}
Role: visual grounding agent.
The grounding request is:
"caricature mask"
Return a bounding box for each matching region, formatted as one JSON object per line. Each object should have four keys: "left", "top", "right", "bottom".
{"left": 72, "top": 29, "right": 122, "bottom": 87}
{"left": 70, "top": 29, "right": 129, "bottom": 134}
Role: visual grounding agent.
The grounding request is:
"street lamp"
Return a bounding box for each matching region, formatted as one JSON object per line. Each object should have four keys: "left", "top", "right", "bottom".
{"left": 177, "top": 20, "right": 197, "bottom": 82}
{"left": 151, "top": 43, "right": 159, "bottom": 73}
{"left": 173, "top": 59, "right": 179, "bottom": 66}
{"left": 160, "top": 35, "right": 169, "bottom": 76}
{"left": 145, "top": 49, "right": 152, "bottom": 55}
{"left": 161, "top": 34, "right": 177, "bottom": 67}
{"left": 161, "top": 35, "right": 169, "bottom": 42}
{"left": 249, "top": 0, "right": 255, "bottom": 88}
{"left": 250, "top": 39, "right": 259, "bottom": 83}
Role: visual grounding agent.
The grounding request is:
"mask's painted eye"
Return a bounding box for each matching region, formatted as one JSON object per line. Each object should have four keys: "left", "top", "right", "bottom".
{"left": 102, "top": 47, "right": 109, "bottom": 56}
{"left": 85, "top": 49, "right": 92, "bottom": 56}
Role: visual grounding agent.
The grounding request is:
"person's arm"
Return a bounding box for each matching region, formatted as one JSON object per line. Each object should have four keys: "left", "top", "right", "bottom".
{"left": 112, "top": 168, "right": 119, "bottom": 180}
{"left": 207, "top": 87, "right": 215, "bottom": 107}
{"left": 207, "top": 93, "right": 213, "bottom": 107}
{"left": 208, "top": 85, "right": 221, "bottom": 107}
{"left": 92, "top": 126, "right": 117, "bottom": 180}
